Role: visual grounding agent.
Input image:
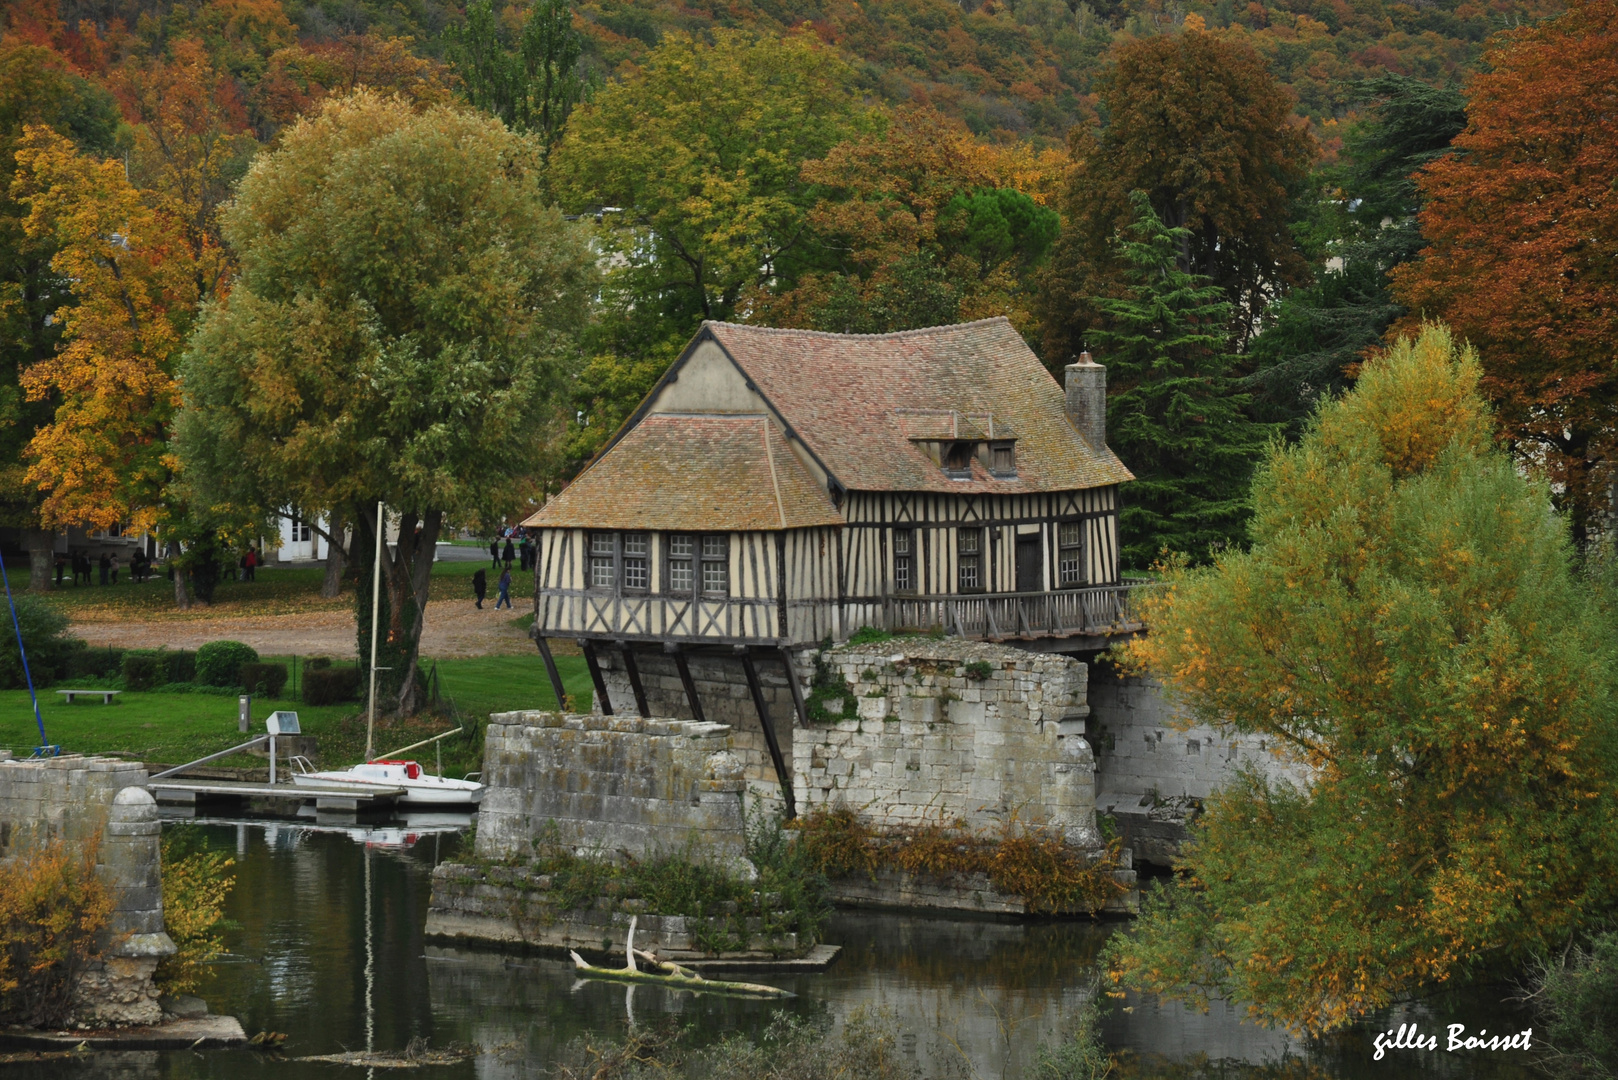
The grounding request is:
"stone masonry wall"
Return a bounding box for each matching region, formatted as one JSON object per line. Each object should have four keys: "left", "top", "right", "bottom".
{"left": 0, "top": 754, "right": 176, "bottom": 1026}
{"left": 476, "top": 712, "right": 750, "bottom": 875}
{"left": 792, "top": 639, "right": 1100, "bottom": 847}
{"left": 591, "top": 650, "right": 807, "bottom": 808}
{"left": 1085, "top": 665, "right": 1312, "bottom": 864}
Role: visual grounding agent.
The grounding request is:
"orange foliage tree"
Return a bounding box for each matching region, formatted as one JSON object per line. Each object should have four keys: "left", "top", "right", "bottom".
{"left": 11, "top": 126, "right": 198, "bottom": 532}
{"left": 1391, "top": 0, "right": 1618, "bottom": 541}
{"left": 750, "top": 105, "right": 1065, "bottom": 338}
{"left": 1038, "top": 30, "right": 1315, "bottom": 359}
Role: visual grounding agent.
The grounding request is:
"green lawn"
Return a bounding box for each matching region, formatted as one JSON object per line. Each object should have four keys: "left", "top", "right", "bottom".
{"left": 0, "top": 654, "right": 593, "bottom": 768}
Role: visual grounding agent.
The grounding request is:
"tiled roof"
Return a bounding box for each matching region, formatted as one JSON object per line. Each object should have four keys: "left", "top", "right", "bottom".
{"left": 706, "top": 318, "right": 1133, "bottom": 494}
{"left": 523, "top": 415, "right": 841, "bottom": 531}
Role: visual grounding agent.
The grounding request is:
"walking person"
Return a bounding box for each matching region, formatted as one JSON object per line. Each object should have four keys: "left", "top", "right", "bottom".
{"left": 472, "top": 568, "right": 487, "bottom": 610}
{"left": 495, "top": 565, "right": 512, "bottom": 610}
{"left": 98, "top": 552, "right": 110, "bottom": 585}
{"left": 244, "top": 546, "right": 257, "bottom": 581}
{"left": 109, "top": 554, "right": 120, "bottom": 584}
{"left": 502, "top": 537, "right": 515, "bottom": 570}
{"left": 490, "top": 538, "right": 500, "bottom": 568}
{"left": 54, "top": 554, "right": 66, "bottom": 587}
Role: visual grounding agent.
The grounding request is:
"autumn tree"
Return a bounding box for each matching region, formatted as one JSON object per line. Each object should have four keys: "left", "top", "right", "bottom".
{"left": 1038, "top": 29, "right": 1315, "bottom": 360}
{"left": 11, "top": 126, "right": 198, "bottom": 552}
{"left": 1390, "top": 0, "right": 1618, "bottom": 542}
{"left": 751, "top": 106, "right": 1063, "bottom": 338}
{"left": 1090, "top": 193, "right": 1274, "bottom": 567}
{"left": 0, "top": 42, "right": 122, "bottom": 588}
{"left": 553, "top": 29, "right": 864, "bottom": 349}
{"left": 179, "top": 92, "right": 596, "bottom": 715}
{"left": 253, "top": 34, "right": 454, "bottom": 138}
{"left": 1108, "top": 325, "right": 1618, "bottom": 1033}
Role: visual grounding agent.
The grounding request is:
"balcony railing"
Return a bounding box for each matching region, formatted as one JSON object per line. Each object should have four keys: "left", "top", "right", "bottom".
{"left": 881, "top": 580, "right": 1149, "bottom": 642}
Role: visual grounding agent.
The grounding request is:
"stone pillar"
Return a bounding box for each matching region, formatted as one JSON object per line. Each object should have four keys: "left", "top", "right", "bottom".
{"left": 1064, "top": 352, "right": 1108, "bottom": 451}
{"left": 77, "top": 786, "right": 175, "bottom": 1026}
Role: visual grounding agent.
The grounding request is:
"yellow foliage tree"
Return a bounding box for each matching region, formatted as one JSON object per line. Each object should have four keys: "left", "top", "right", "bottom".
{"left": 11, "top": 125, "right": 198, "bottom": 531}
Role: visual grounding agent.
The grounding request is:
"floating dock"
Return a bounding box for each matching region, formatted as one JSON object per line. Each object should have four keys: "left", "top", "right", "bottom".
{"left": 149, "top": 780, "right": 407, "bottom": 812}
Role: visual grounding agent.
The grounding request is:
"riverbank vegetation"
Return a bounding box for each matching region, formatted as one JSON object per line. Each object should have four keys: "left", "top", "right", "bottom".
{"left": 155, "top": 826, "right": 237, "bottom": 994}
{"left": 793, "top": 806, "right": 1126, "bottom": 916}
{"left": 1106, "top": 325, "right": 1618, "bottom": 1034}
{"left": 0, "top": 841, "right": 111, "bottom": 1028}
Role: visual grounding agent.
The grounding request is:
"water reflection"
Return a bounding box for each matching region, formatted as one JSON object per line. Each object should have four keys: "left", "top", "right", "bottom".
{"left": 0, "top": 821, "right": 1544, "bottom": 1080}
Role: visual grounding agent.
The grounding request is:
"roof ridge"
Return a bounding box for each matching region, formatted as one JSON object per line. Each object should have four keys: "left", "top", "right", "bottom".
{"left": 702, "top": 316, "right": 1012, "bottom": 341}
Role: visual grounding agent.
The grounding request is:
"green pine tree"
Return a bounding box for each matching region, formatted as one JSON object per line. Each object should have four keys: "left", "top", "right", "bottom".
{"left": 1088, "top": 191, "right": 1276, "bottom": 569}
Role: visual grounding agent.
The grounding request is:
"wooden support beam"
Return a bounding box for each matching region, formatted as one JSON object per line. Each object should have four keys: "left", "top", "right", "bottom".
{"left": 741, "top": 651, "right": 795, "bottom": 819}
{"left": 667, "top": 644, "right": 706, "bottom": 724}
{"left": 534, "top": 635, "right": 568, "bottom": 712}
{"left": 619, "top": 642, "right": 650, "bottom": 717}
{"left": 778, "top": 646, "right": 811, "bottom": 729}
{"left": 579, "top": 639, "right": 614, "bottom": 716}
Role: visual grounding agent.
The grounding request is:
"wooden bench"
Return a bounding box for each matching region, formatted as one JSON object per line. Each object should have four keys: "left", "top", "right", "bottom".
{"left": 57, "top": 689, "right": 122, "bottom": 705}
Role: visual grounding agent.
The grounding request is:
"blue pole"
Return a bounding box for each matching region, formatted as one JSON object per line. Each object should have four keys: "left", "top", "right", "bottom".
{"left": 0, "top": 546, "right": 49, "bottom": 753}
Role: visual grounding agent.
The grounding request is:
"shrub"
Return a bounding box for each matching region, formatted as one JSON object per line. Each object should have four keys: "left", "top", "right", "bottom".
{"left": 963, "top": 660, "right": 994, "bottom": 681}
{"left": 239, "top": 662, "right": 288, "bottom": 698}
{"left": 0, "top": 841, "right": 112, "bottom": 1028}
{"left": 157, "top": 828, "right": 236, "bottom": 995}
{"left": 791, "top": 806, "right": 881, "bottom": 880}
{"left": 1527, "top": 931, "right": 1618, "bottom": 1077}
{"left": 63, "top": 644, "right": 123, "bottom": 681}
{"left": 847, "top": 625, "right": 894, "bottom": 646}
{"left": 0, "top": 595, "right": 82, "bottom": 689}
{"left": 195, "top": 640, "right": 259, "bottom": 687}
{"left": 303, "top": 665, "right": 360, "bottom": 705}
{"left": 165, "top": 650, "right": 197, "bottom": 684}
{"left": 305, "top": 656, "right": 332, "bottom": 671}
{"left": 120, "top": 652, "right": 167, "bottom": 691}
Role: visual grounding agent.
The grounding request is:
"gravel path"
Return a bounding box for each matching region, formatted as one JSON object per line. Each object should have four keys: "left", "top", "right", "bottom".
{"left": 70, "top": 598, "right": 535, "bottom": 658}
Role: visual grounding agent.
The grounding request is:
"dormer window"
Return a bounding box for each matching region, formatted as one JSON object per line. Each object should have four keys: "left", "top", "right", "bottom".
{"left": 944, "top": 441, "right": 974, "bottom": 477}
{"left": 991, "top": 442, "right": 1016, "bottom": 477}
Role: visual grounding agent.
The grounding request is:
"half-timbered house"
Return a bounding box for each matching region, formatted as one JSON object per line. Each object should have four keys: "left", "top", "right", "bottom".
{"left": 522, "top": 317, "right": 1144, "bottom": 810}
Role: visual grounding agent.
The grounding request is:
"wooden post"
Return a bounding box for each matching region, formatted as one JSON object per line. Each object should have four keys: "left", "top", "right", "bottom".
{"left": 580, "top": 639, "right": 614, "bottom": 716}
{"left": 741, "top": 651, "right": 795, "bottom": 819}
{"left": 535, "top": 636, "right": 568, "bottom": 712}
{"left": 667, "top": 644, "right": 706, "bottom": 724}
{"left": 778, "top": 646, "right": 811, "bottom": 729}
{"left": 619, "top": 642, "right": 650, "bottom": 717}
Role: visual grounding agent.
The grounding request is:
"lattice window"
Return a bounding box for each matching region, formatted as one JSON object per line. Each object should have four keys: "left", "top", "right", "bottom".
{"left": 667, "top": 534, "right": 694, "bottom": 593}
{"left": 590, "top": 532, "right": 615, "bottom": 589}
{"left": 893, "top": 529, "right": 914, "bottom": 593}
{"left": 1058, "top": 521, "right": 1085, "bottom": 586}
{"left": 958, "top": 528, "right": 983, "bottom": 592}
{"left": 700, "top": 534, "right": 728, "bottom": 597}
{"left": 622, "top": 532, "right": 649, "bottom": 591}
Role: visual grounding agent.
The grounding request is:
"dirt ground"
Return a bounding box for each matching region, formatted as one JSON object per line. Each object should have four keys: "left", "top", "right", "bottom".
{"left": 69, "top": 598, "right": 537, "bottom": 659}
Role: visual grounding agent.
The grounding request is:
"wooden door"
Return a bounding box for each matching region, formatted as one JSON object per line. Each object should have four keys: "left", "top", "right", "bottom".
{"left": 1015, "top": 534, "right": 1042, "bottom": 592}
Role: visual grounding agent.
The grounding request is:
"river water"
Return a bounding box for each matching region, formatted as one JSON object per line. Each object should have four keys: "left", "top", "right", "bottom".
{"left": 8, "top": 820, "right": 1543, "bottom": 1080}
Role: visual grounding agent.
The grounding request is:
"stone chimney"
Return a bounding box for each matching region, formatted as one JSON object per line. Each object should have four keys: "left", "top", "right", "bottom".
{"left": 1064, "top": 352, "right": 1107, "bottom": 451}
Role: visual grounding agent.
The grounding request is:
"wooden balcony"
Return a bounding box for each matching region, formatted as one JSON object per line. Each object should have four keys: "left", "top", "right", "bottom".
{"left": 880, "top": 581, "right": 1149, "bottom": 644}
{"left": 536, "top": 581, "right": 1149, "bottom": 650}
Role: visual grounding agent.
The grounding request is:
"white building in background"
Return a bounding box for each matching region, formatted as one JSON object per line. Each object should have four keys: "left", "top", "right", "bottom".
{"left": 274, "top": 513, "right": 331, "bottom": 563}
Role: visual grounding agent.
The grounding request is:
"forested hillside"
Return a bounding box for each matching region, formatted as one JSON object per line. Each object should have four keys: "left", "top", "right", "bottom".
{"left": 10, "top": 0, "right": 1564, "bottom": 144}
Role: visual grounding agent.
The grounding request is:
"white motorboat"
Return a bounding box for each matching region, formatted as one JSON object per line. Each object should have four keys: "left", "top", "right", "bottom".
{"left": 289, "top": 757, "right": 484, "bottom": 807}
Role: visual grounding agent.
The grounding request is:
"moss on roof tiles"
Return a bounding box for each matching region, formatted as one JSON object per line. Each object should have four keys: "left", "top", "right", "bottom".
{"left": 705, "top": 317, "right": 1133, "bottom": 494}
{"left": 524, "top": 415, "right": 841, "bottom": 531}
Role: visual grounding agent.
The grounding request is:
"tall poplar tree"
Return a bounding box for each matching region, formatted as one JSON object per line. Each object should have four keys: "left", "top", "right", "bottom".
{"left": 1090, "top": 193, "right": 1274, "bottom": 568}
